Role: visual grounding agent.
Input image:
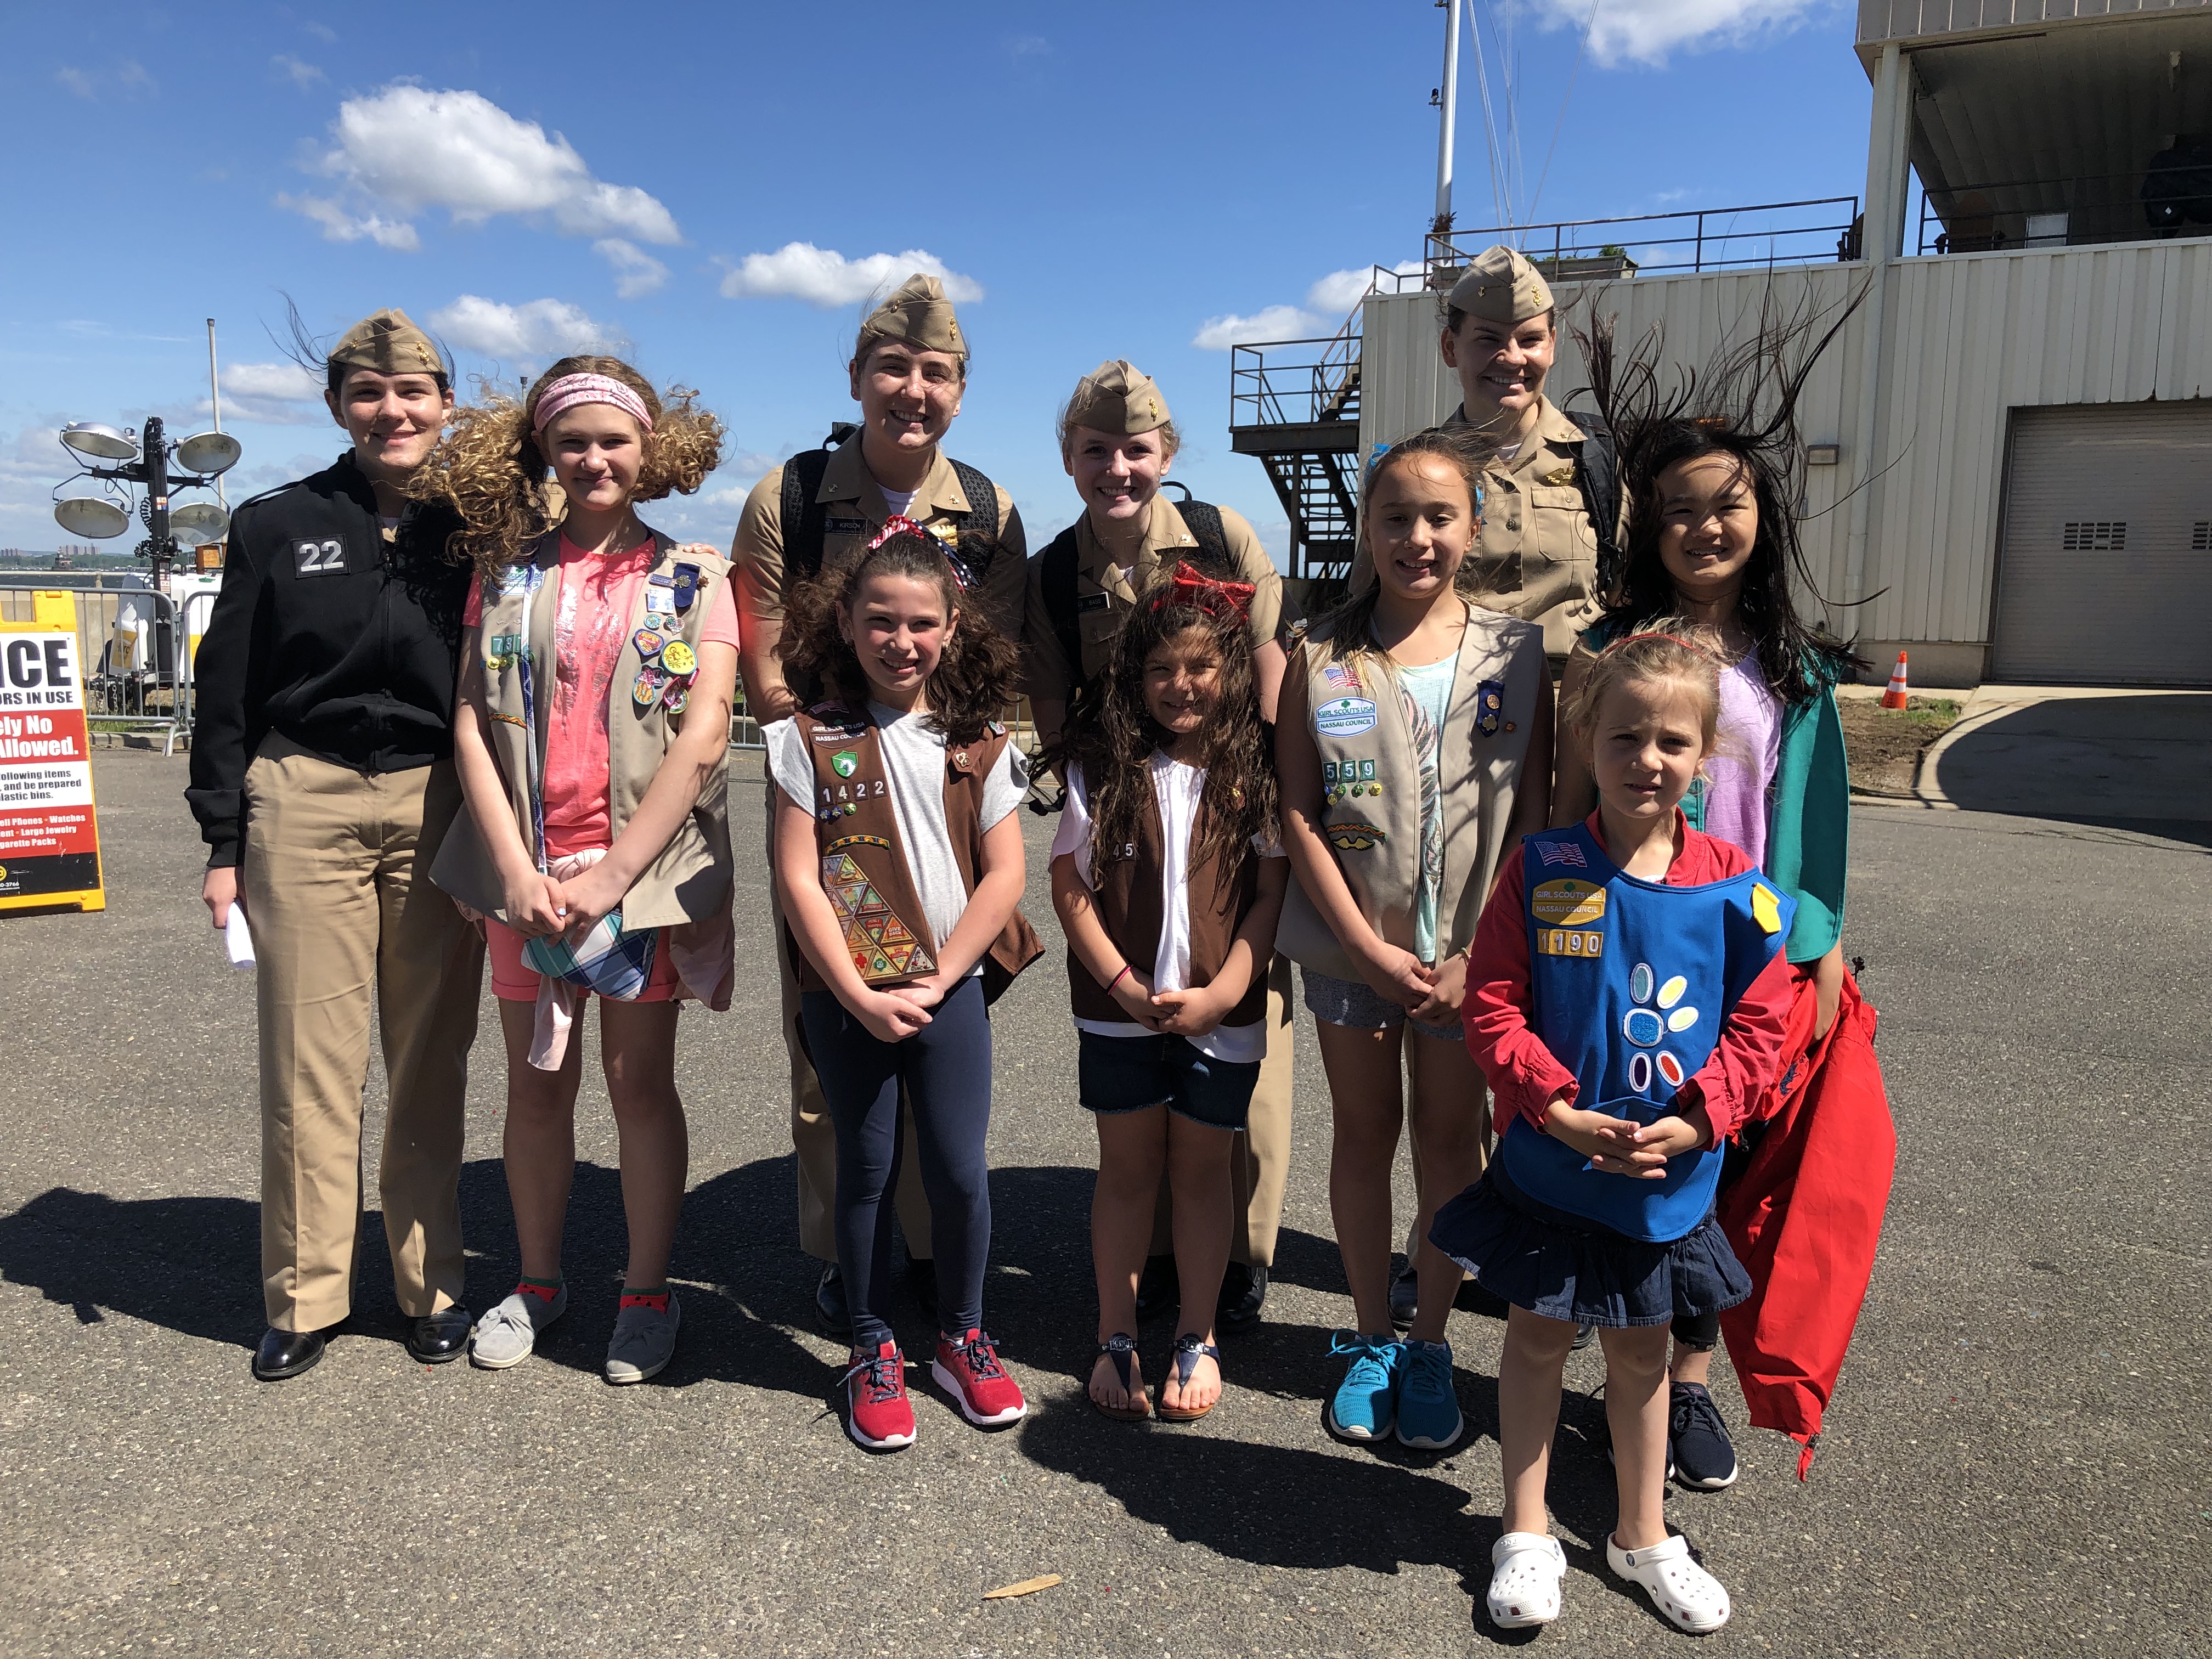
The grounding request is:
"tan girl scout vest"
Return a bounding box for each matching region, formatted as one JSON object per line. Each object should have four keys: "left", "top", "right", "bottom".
{"left": 1067, "top": 771, "right": 1267, "bottom": 1028}
{"left": 789, "top": 704, "right": 1041, "bottom": 1000}
{"left": 1276, "top": 602, "right": 1545, "bottom": 982}
{"left": 431, "top": 529, "right": 734, "bottom": 930}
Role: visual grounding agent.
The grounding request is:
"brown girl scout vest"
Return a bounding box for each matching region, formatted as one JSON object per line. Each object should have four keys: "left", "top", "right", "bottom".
{"left": 1275, "top": 602, "right": 1545, "bottom": 982}
{"left": 431, "top": 529, "right": 734, "bottom": 930}
{"left": 1066, "top": 768, "right": 1267, "bottom": 1028}
{"left": 788, "top": 703, "right": 1041, "bottom": 1000}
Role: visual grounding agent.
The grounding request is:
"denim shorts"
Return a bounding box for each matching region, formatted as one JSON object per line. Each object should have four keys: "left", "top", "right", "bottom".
{"left": 1301, "top": 967, "right": 1464, "bottom": 1042}
{"left": 1077, "top": 1030, "right": 1259, "bottom": 1130}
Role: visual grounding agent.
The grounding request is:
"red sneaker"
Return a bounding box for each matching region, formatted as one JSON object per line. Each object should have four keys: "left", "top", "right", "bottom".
{"left": 842, "top": 1341, "right": 916, "bottom": 1451}
{"left": 932, "top": 1328, "right": 1027, "bottom": 1426}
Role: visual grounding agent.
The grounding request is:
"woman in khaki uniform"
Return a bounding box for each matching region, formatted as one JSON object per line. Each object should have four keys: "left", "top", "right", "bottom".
{"left": 731, "top": 275, "right": 1027, "bottom": 1334}
{"left": 1023, "top": 361, "right": 1297, "bottom": 1330}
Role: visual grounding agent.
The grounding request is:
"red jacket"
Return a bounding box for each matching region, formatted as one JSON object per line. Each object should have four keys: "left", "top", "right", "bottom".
{"left": 1718, "top": 964, "right": 1896, "bottom": 1477}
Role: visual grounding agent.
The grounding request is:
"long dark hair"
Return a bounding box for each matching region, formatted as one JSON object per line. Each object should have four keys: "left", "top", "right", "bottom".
{"left": 1057, "top": 571, "right": 1277, "bottom": 892}
{"left": 1578, "top": 285, "right": 1870, "bottom": 704}
{"left": 777, "top": 531, "right": 1019, "bottom": 744}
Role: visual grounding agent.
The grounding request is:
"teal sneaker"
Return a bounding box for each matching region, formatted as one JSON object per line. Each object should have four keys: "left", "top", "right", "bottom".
{"left": 1395, "top": 1338, "right": 1464, "bottom": 1449}
{"left": 1324, "top": 1331, "right": 1406, "bottom": 1442}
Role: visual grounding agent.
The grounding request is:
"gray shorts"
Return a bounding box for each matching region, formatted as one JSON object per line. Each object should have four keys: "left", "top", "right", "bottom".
{"left": 1301, "top": 968, "right": 1465, "bottom": 1043}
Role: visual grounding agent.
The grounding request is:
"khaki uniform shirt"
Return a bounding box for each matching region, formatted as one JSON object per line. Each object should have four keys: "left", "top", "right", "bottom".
{"left": 1350, "top": 396, "right": 1615, "bottom": 657}
{"left": 732, "top": 438, "right": 1029, "bottom": 647}
{"left": 1020, "top": 494, "right": 1291, "bottom": 700}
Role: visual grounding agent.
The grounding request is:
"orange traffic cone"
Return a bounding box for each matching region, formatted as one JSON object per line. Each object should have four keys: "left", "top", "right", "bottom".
{"left": 1880, "top": 650, "right": 1909, "bottom": 709}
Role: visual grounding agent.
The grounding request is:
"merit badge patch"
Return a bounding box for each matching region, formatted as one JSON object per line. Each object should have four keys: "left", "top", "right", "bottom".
{"left": 644, "top": 586, "right": 672, "bottom": 614}
{"left": 659, "top": 639, "right": 696, "bottom": 677}
{"left": 1314, "top": 696, "right": 1378, "bottom": 738}
{"left": 831, "top": 751, "right": 859, "bottom": 779}
{"left": 631, "top": 627, "right": 663, "bottom": 660}
{"left": 1325, "top": 822, "right": 1387, "bottom": 851}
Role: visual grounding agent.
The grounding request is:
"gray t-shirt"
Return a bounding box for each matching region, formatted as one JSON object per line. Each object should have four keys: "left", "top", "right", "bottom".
{"left": 766, "top": 702, "right": 1028, "bottom": 975}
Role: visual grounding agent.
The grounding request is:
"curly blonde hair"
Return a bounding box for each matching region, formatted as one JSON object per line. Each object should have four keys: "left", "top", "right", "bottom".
{"left": 410, "top": 354, "right": 724, "bottom": 584}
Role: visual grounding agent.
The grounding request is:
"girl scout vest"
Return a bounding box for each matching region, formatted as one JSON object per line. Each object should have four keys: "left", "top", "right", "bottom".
{"left": 789, "top": 703, "right": 1041, "bottom": 1001}
{"left": 1276, "top": 603, "right": 1546, "bottom": 981}
{"left": 430, "top": 529, "right": 734, "bottom": 930}
{"left": 1066, "top": 764, "right": 1266, "bottom": 1028}
{"left": 1500, "top": 820, "right": 1796, "bottom": 1243}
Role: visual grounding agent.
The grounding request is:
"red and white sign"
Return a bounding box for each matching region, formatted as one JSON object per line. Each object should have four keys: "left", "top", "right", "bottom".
{"left": 0, "top": 629, "right": 105, "bottom": 910}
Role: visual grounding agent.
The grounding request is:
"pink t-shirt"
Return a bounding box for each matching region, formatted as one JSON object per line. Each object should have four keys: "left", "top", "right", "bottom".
{"left": 464, "top": 537, "right": 739, "bottom": 857}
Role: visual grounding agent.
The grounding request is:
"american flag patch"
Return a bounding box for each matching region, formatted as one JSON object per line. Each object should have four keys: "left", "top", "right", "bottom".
{"left": 1536, "top": 840, "right": 1587, "bottom": 868}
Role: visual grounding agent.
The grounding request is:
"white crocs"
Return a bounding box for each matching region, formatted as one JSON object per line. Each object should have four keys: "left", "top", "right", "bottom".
{"left": 1487, "top": 1532, "right": 1567, "bottom": 1629}
{"left": 1607, "top": 1531, "right": 1731, "bottom": 1633}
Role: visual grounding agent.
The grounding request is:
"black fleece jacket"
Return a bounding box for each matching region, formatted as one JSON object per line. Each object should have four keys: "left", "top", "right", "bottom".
{"left": 184, "top": 452, "right": 472, "bottom": 868}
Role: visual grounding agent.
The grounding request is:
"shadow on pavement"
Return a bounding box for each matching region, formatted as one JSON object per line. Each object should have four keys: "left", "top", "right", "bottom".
{"left": 1934, "top": 694, "right": 2212, "bottom": 844}
{"left": 0, "top": 1185, "right": 263, "bottom": 1341}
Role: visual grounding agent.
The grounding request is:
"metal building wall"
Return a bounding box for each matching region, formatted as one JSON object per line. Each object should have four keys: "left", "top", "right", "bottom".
{"left": 1359, "top": 238, "right": 2212, "bottom": 675}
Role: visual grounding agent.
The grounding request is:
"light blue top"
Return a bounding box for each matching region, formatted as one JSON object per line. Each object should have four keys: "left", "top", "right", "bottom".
{"left": 1397, "top": 653, "right": 1459, "bottom": 962}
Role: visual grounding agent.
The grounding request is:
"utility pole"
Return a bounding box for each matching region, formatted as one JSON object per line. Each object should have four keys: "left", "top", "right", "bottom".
{"left": 206, "top": 319, "right": 227, "bottom": 514}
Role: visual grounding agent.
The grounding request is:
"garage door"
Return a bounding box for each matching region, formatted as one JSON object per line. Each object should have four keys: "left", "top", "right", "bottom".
{"left": 1991, "top": 402, "right": 2212, "bottom": 685}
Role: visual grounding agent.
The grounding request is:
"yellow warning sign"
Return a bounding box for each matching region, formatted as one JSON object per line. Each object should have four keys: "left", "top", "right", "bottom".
{"left": 1532, "top": 878, "right": 1606, "bottom": 927}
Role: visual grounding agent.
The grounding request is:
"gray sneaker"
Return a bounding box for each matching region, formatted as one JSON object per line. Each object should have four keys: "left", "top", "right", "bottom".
{"left": 604, "top": 1291, "right": 681, "bottom": 1385}
{"left": 470, "top": 1285, "right": 567, "bottom": 1370}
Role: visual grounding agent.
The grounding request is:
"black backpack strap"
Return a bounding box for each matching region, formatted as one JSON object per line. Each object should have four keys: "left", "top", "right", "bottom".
{"left": 1169, "top": 498, "right": 1232, "bottom": 574}
{"left": 947, "top": 459, "right": 1001, "bottom": 541}
{"left": 1040, "top": 523, "right": 1084, "bottom": 702}
{"left": 1569, "top": 412, "right": 1624, "bottom": 602}
{"left": 780, "top": 444, "right": 837, "bottom": 583}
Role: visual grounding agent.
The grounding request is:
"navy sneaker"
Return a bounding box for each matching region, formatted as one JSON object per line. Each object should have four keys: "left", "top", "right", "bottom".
{"left": 1669, "top": 1381, "right": 1741, "bottom": 1489}
{"left": 1324, "top": 1332, "right": 1406, "bottom": 1442}
{"left": 1395, "top": 1338, "right": 1464, "bottom": 1449}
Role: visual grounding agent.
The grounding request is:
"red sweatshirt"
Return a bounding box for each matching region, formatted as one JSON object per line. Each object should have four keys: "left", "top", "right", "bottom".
{"left": 1465, "top": 811, "right": 1795, "bottom": 1145}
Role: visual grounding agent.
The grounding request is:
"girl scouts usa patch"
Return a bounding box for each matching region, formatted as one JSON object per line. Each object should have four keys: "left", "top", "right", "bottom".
{"left": 1314, "top": 696, "right": 1378, "bottom": 737}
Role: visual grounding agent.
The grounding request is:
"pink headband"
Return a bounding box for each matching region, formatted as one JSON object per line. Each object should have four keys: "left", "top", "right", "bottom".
{"left": 532, "top": 373, "right": 653, "bottom": 435}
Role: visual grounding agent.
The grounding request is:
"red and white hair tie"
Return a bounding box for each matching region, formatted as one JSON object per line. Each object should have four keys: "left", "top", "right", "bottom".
{"left": 532, "top": 373, "right": 654, "bottom": 435}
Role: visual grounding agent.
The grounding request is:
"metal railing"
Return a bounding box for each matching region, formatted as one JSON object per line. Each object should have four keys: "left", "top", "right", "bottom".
{"left": 1417, "top": 197, "right": 1864, "bottom": 284}
{"left": 1, "top": 584, "right": 191, "bottom": 753}
{"left": 1917, "top": 165, "right": 2212, "bottom": 255}
{"left": 1227, "top": 296, "right": 1365, "bottom": 432}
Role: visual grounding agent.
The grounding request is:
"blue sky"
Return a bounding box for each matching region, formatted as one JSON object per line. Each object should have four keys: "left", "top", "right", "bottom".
{"left": 0, "top": 0, "right": 1876, "bottom": 560}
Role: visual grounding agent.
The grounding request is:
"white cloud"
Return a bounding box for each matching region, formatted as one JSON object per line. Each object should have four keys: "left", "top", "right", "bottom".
{"left": 272, "top": 54, "right": 324, "bottom": 89}
{"left": 55, "top": 67, "right": 93, "bottom": 99}
{"left": 275, "top": 192, "right": 421, "bottom": 250}
{"left": 428, "top": 296, "right": 628, "bottom": 361}
{"left": 54, "top": 61, "right": 153, "bottom": 100}
{"left": 719, "top": 242, "right": 983, "bottom": 308}
{"left": 285, "top": 85, "right": 681, "bottom": 252}
{"left": 594, "top": 238, "right": 669, "bottom": 298}
{"left": 1192, "top": 304, "right": 1325, "bottom": 351}
{"left": 1305, "top": 260, "right": 1426, "bottom": 315}
{"left": 1519, "top": 0, "right": 1831, "bottom": 66}
{"left": 209, "top": 361, "right": 328, "bottom": 426}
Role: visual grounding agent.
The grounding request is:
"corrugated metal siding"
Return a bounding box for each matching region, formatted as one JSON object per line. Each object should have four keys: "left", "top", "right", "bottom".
{"left": 1361, "top": 238, "right": 2212, "bottom": 650}
{"left": 1991, "top": 402, "right": 2212, "bottom": 682}
{"left": 1860, "top": 0, "right": 2210, "bottom": 49}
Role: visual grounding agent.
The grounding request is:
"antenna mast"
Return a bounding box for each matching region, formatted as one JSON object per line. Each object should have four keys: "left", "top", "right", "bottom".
{"left": 1433, "top": 0, "right": 1462, "bottom": 236}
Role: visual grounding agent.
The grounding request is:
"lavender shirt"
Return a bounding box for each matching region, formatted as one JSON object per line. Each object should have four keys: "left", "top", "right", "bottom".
{"left": 1702, "top": 649, "right": 1783, "bottom": 871}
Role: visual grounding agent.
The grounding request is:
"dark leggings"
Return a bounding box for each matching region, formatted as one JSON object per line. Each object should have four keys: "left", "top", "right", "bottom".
{"left": 800, "top": 977, "right": 993, "bottom": 1351}
{"left": 1673, "top": 1130, "right": 1758, "bottom": 1352}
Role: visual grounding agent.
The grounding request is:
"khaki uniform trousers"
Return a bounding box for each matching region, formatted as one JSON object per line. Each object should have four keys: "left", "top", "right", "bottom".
{"left": 1147, "top": 952, "right": 1296, "bottom": 1269}
{"left": 765, "top": 787, "right": 932, "bottom": 1263}
{"left": 241, "top": 738, "right": 485, "bottom": 1331}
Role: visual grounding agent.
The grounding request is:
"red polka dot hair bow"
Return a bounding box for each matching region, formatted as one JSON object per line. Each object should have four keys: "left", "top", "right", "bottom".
{"left": 867, "top": 514, "right": 970, "bottom": 590}
{"left": 1162, "top": 561, "right": 1255, "bottom": 622}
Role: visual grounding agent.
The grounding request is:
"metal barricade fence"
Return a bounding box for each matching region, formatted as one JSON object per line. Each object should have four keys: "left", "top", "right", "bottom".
{"left": 0, "top": 583, "right": 190, "bottom": 754}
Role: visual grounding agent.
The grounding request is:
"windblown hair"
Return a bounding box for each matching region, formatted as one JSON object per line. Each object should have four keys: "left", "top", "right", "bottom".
{"left": 1577, "top": 285, "right": 1871, "bottom": 704}
{"left": 1317, "top": 423, "right": 1499, "bottom": 674}
{"left": 277, "top": 293, "right": 453, "bottom": 398}
{"left": 408, "top": 356, "right": 724, "bottom": 584}
{"left": 777, "top": 531, "right": 1019, "bottom": 744}
{"left": 1563, "top": 617, "right": 1727, "bottom": 754}
{"left": 1058, "top": 569, "right": 1278, "bottom": 893}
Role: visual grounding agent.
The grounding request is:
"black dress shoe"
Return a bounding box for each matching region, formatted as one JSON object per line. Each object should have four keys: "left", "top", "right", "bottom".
{"left": 405, "top": 1307, "right": 473, "bottom": 1364}
{"left": 1387, "top": 1255, "right": 1418, "bottom": 1331}
{"left": 905, "top": 1254, "right": 938, "bottom": 1317}
{"left": 816, "top": 1263, "right": 853, "bottom": 1338}
{"left": 1454, "top": 1277, "right": 1510, "bottom": 1320}
{"left": 1133, "top": 1254, "right": 1176, "bottom": 1322}
{"left": 1217, "top": 1262, "right": 1268, "bottom": 1333}
{"left": 253, "top": 1325, "right": 330, "bottom": 1381}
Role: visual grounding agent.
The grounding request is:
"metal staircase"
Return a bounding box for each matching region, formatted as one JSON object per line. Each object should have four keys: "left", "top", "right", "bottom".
{"left": 1228, "top": 301, "right": 1366, "bottom": 597}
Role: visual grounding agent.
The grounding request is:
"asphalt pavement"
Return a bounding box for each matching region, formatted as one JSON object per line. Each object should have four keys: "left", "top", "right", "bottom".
{"left": 0, "top": 749, "right": 2205, "bottom": 1658}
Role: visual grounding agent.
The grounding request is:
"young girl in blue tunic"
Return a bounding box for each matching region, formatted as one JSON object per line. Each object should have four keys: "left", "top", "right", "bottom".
{"left": 1438, "top": 627, "right": 1796, "bottom": 1635}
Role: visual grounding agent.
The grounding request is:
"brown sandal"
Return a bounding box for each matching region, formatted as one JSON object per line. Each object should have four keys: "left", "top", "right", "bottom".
{"left": 1090, "top": 1333, "right": 1151, "bottom": 1421}
{"left": 1155, "top": 1333, "right": 1222, "bottom": 1423}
